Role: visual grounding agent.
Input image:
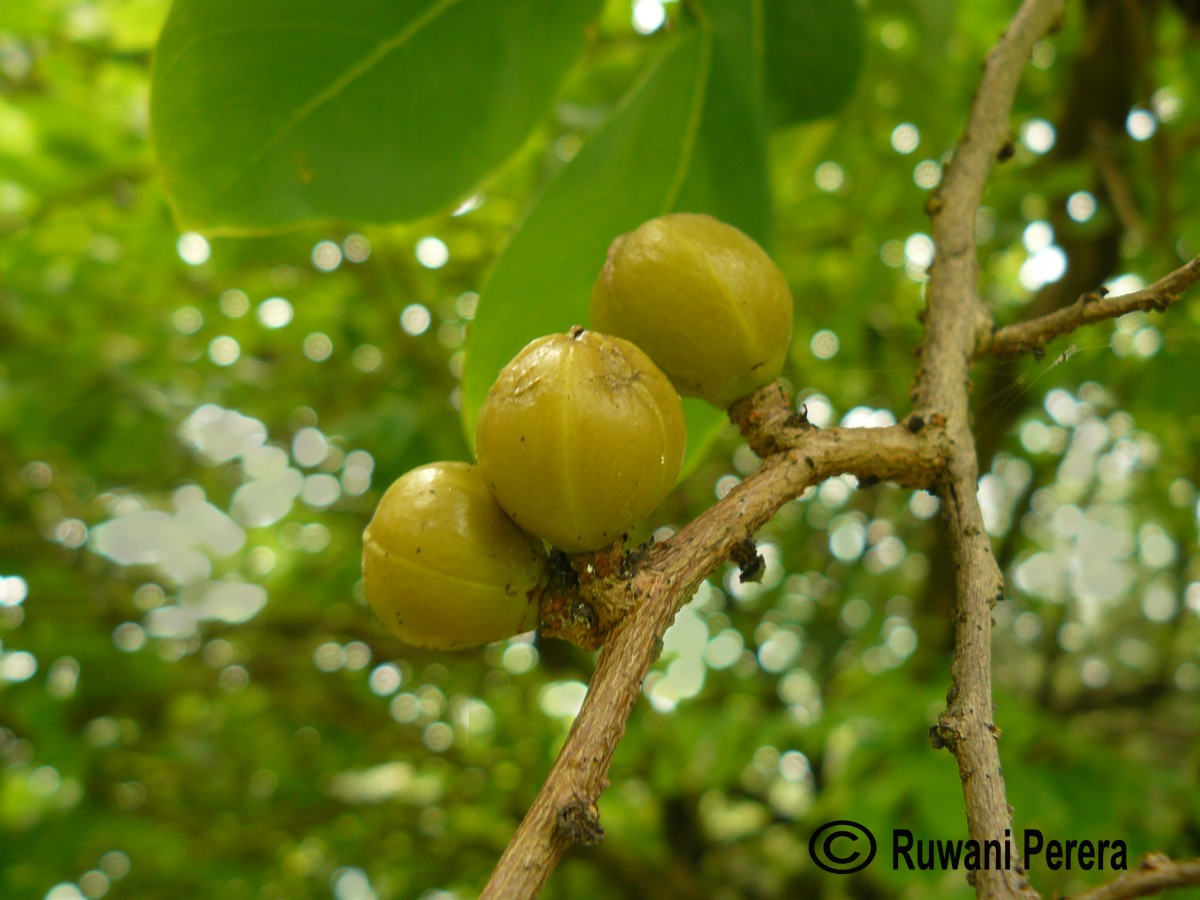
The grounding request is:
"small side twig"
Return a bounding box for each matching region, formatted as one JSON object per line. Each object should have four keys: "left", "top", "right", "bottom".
{"left": 1070, "top": 853, "right": 1200, "bottom": 900}
{"left": 980, "top": 255, "right": 1200, "bottom": 358}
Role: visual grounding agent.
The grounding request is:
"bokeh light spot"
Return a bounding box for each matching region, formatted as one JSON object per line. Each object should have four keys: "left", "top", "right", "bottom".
{"left": 312, "top": 240, "right": 342, "bottom": 272}
{"left": 1066, "top": 191, "right": 1096, "bottom": 223}
{"left": 913, "top": 160, "right": 941, "bottom": 189}
{"left": 176, "top": 233, "right": 210, "bottom": 266}
{"left": 1021, "top": 119, "right": 1056, "bottom": 154}
{"left": 401, "top": 304, "right": 431, "bottom": 336}
{"left": 207, "top": 336, "right": 240, "bottom": 366}
{"left": 632, "top": 0, "right": 666, "bottom": 34}
{"left": 343, "top": 234, "right": 371, "bottom": 263}
{"left": 304, "top": 333, "right": 333, "bottom": 362}
{"left": 257, "top": 297, "right": 293, "bottom": 329}
{"left": 1126, "top": 109, "right": 1157, "bottom": 141}
{"left": 890, "top": 123, "right": 919, "bottom": 154}
{"left": 173, "top": 307, "right": 203, "bottom": 334}
{"left": 810, "top": 330, "right": 839, "bottom": 360}
{"left": 814, "top": 161, "right": 845, "bottom": 192}
{"left": 415, "top": 237, "right": 449, "bottom": 269}
{"left": 219, "top": 289, "right": 249, "bottom": 318}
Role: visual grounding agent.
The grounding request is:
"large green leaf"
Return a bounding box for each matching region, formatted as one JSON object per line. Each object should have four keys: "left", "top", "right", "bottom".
{"left": 151, "top": 0, "right": 602, "bottom": 232}
{"left": 762, "top": 0, "right": 864, "bottom": 125}
{"left": 462, "top": 13, "right": 774, "bottom": 468}
{"left": 675, "top": 0, "right": 773, "bottom": 246}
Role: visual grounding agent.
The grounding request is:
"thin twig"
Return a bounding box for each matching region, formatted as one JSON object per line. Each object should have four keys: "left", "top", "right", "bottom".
{"left": 482, "top": 387, "right": 944, "bottom": 898}
{"left": 914, "top": 0, "right": 1065, "bottom": 897}
{"left": 980, "top": 255, "right": 1200, "bottom": 358}
{"left": 1070, "top": 854, "right": 1200, "bottom": 900}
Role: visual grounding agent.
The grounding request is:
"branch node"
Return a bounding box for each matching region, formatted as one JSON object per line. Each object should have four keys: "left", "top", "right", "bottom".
{"left": 1139, "top": 852, "right": 1171, "bottom": 871}
{"left": 539, "top": 591, "right": 603, "bottom": 650}
{"left": 996, "top": 135, "right": 1016, "bottom": 162}
{"left": 929, "top": 724, "right": 960, "bottom": 751}
{"left": 729, "top": 382, "right": 813, "bottom": 457}
{"left": 1150, "top": 292, "right": 1176, "bottom": 312}
{"left": 556, "top": 798, "right": 604, "bottom": 846}
{"left": 730, "top": 537, "right": 765, "bottom": 583}
{"left": 538, "top": 552, "right": 605, "bottom": 649}
{"left": 623, "top": 539, "right": 651, "bottom": 575}
{"left": 785, "top": 409, "right": 812, "bottom": 430}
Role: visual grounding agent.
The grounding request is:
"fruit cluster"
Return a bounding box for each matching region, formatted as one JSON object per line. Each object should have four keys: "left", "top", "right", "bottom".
{"left": 362, "top": 214, "right": 793, "bottom": 648}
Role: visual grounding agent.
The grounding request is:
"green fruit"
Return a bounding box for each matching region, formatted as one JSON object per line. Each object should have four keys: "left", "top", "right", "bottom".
{"left": 476, "top": 328, "right": 686, "bottom": 553}
{"left": 590, "top": 213, "right": 794, "bottom": 409}
{"left": 362, "top": 461, "right": 546, "bottom": 649}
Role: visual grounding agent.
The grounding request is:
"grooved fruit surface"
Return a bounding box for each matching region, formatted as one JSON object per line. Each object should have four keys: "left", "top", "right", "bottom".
{"left": 362, "top": 462, "right": 546, "bottom": 649}
{"left": 591, "top": 213, "right": 794, "bottom": 409}
{"left": 475, "top": 330, "right": 686, "bottom": 553}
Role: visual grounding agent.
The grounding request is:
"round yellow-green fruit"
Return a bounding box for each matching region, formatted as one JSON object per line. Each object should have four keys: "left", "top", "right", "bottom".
{"left": 362, "top": 461, "right": 547, "bottom": 649}
{"left": 590, "top": 213, "right": 794, "bottom": 410}
{"left": 475, "top": 328, "right": 685, "bottom": 553}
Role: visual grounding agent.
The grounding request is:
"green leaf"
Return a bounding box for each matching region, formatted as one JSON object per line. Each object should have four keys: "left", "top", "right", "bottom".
{"left": 762, "top": 0, "right": 864, "bottom": 126}
{"left": 675, "top": 0, "right": 773, "bottom": 247}
{"left": 462, "top": 14, "right": 773, "bottom": 470}
{"left": 150, "top": 0, "right": 602, "bottom": 232}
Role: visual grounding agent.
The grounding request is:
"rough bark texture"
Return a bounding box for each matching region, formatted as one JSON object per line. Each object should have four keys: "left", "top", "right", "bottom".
{"left": 911, "top": 1, "right": 1065, "bottom": 896}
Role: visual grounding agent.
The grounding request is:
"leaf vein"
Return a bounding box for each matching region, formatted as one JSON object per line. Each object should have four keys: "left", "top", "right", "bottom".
{"left": 661, "top": 30, "right": 712, "bottom": 213}
{"left": 212, "top": 0, "right": 465, "bottom": 203}
{"left": 155, "top": 23, "right": 383, "bottom": 86}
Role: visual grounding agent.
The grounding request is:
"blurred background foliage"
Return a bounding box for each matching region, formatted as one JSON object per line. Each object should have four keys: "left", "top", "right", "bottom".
{"left": 2, "top": 0, "right": 1200, "bottom": 898}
